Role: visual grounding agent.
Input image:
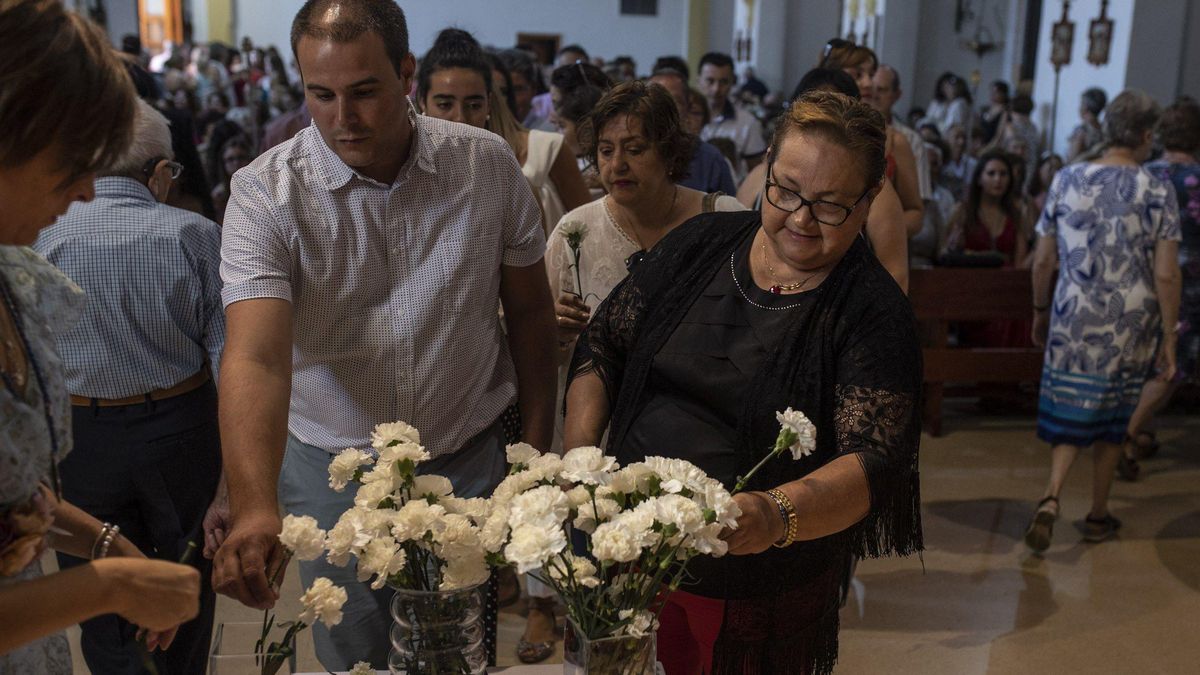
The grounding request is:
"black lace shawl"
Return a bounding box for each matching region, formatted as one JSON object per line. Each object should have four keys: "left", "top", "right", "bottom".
{"left": 569, "top": 210, "right": 923, "bottom": 674}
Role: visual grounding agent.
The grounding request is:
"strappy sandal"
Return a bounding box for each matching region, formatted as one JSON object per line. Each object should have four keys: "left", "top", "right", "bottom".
{"left": 1117, "top": 435, "right": 1141, "bottom": 481}
{"left": 1084, "top": 513, "right": 1122, "bottom": 543}
{"left": 1024, "top": 496, "right": 1059, "bottom": 553}
{"left": 516, "top": 599, "right": 557, "bottom": 664}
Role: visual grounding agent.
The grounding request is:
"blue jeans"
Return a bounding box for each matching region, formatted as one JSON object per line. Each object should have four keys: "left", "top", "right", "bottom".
{"left": 278, "top": 417, "right": 507, "bottom": 670}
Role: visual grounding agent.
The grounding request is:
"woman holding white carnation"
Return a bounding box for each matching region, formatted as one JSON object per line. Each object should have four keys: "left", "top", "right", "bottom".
{"left": 565, "top": 91, "right": 923, "bottom": 674}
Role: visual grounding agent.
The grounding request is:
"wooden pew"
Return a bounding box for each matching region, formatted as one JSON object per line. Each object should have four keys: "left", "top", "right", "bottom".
{"left": 909, "top": 268, "right": 1045, "bottom": 436}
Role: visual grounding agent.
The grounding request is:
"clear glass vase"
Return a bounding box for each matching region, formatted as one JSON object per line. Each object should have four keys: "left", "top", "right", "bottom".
{"left": 208, "top": 621, "right": 295, "bottom": 675}
{"left": 563, "top": 617, "right": 656, "bottom": 675}
{"left": 388, "top": 583, "right": 487, "bottom": 675}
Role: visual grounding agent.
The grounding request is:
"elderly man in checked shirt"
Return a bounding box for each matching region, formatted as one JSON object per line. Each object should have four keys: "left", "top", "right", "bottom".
{"left": 211, "top": 1, "right": 557, "bottom": 670}
{"left": 32, "top": 99, "right": 224, "bottom": 675}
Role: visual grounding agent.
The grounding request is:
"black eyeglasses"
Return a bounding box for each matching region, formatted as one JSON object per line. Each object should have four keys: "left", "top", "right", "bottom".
{"left": 763, "top": 163, "right": 870, "bottom": 226}
{"left": 141, "top": 156, "right": 184, "bottom": 180}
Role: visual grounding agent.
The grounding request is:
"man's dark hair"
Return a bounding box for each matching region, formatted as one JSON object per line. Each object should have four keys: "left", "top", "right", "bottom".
{"left": 551, "top": 61, "right": 611, "bottom": 125}
{"left": 698, "top": 52, "right": 735, "bottom": 75}
{"left": 558, "top": 44, "right": 589, "bottom": 61}
{"left": 652, "top": 55, "right": 690, "bottom": 82}
{"left": 497, "top": 48, "right": 545, "bottom": 93}
{"left": 1011, "top": 94, "right": 1034, "bottom": 115}
{"left": 290, "top": 0, "right": 410, "bottom": 78}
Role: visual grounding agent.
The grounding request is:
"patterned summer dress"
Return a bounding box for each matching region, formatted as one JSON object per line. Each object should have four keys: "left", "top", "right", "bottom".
{"left": 1145, "top": 159, "right": 1200, "bottom": 381}
{"left": 0, "top": 246, "right": 83, "bottom": 675}
{"left": 1035, "top": 164, "right": 1181, "bottom": 446}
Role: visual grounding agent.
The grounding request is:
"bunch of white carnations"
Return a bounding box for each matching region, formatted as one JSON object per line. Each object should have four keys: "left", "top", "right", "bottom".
{"left": 486, "top": 443, "right": 742, "bottom": 642}
{"left": 291, "top": 421, "right": 493, "bottom": 593}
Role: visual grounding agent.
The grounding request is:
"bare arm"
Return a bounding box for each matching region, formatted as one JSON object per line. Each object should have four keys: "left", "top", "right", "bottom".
{"left": 736, "top": 162, "right": 767, "bottom": 209}
{"left": 501, "top": 260, "right": 558, "bottom": 451}
{"left": 562, "top": 370, "right": 611, "bottom": 450}
{"left": 890, "top": 131, "right": 925, "bottom": 237}
{"left": 0, "top": 557, "right": 199, "bottom": 655}
{"left": 211, "top": 298, "right": 293, "bottom": 610}
{"left": 866, "top": 180, "right": 910, "bottom": 293}
{"left": 1154, "top": 239, "right": 1182, "bottom": 379}
{"left": 547, "top": 141, "right": 592, "bottom": 213}
{"left": 1031, "top": 234, "right": 1058, "bottom": 347}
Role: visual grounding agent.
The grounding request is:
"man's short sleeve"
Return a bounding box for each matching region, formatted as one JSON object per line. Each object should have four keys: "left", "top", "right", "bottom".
{"left": 220, "top": 170, "right": 293, "bottom": 307}
{"left": 500, "top": 149, "right": 547, "bottom": 267}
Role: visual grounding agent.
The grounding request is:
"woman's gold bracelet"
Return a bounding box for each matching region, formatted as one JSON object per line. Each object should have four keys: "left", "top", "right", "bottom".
{"left": 766, "top": 488, "right": 798, "bottom": 548}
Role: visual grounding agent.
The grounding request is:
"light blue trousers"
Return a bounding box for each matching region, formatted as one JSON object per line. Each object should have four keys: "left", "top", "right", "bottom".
{"left": 278, "top": 419, "right": 507, "bottom": 670}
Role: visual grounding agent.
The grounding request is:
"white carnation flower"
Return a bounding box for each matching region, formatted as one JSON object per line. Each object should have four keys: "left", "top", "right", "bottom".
{"left": 278, "top": 514, "right": 327, "bottom": 561}
{"left": 378, "top": 440, "right": 430, "bottom": 465}
{"left": 508, "top": 485, "right": 570, "bottom": 531}
{"left": 479, "top": 503, "right": 511, "bottom": 553}
{"left": 441, "top": 496, "right": 489, "bottom": 520}
{"left": 609, "top": 463, "right": 653, "bottom": 496}
{"left": 441, "top": 553, "right": 490, "bottom": 590}
{"left": 491, "top": 470, "right": 541, "bottom": 505}
{"left": 560, "top": 446, "right": 617, "bottom": 486}
{"left": 328, "top": 448, "right": 373, "bottom": 491}
{"left": 357, "top": 538, "right": 407, "bottom": 589}
{"left": 324, "top": 506, "right": 378, "bottom": 566}
{"left": 504, "top": 523, "right": 567, "bottom": 574}
{"left": 776, "top": 407, "right": 817, "bottom": 459}
{"left": 391, "top": 500, "right": 446, "bottom": 542}
{"left": 298, "top": 577, "right": 348, "bottom": 627}
{"left": 698, "top": 481, "right": 741, "bottom": 528}
{"left": 591, "top": 521, "right": 643, "bottom": 563}
{"left": 349, "top": 662, "right": 374, "bottom": 675}
{"left": 547, "top": 553, "right": 601, "bottom": 588}
{"left": 525, "top": 453, "right": 564, "bottom": 482}
{"left": 572, "top": 496, "right": 621, "bottom": 534}
{"left": 505, "top": 442, "right": 540, "bottom": 467}
{"left": 618, "top": 609, "right": 657, "bottom": 638}
{"left": 411, "top": 474, "right": 454, "bottom": 500}
{"left": 361, "top": 457, "right": 402, "bottom": 489}
{"left": 353, "top": 478, "right": 395, "bottom": 509}
{"left": 690, "top": 522, "right": 729, "bottom": 557}
{"left": 652, "top": 493, "right": 706, "bottom": 541}
{"left": 643, "top": 456, "right": 709, "bottom": 495}
{"left": 371, "top": 421, "right": 421, "bottom": 450}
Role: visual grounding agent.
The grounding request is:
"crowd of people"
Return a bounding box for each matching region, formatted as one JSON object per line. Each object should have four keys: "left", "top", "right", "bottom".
{"left": 1, "top": 0, "right": 1197, "bottom": 673}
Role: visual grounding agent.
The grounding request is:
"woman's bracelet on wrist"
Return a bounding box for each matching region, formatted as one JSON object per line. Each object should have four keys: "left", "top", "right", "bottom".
{"left": 91, "top": 522, "right": 120, "bottom": 560}
{"left": 765, "top": 489, "right": 798, "bottom": 548}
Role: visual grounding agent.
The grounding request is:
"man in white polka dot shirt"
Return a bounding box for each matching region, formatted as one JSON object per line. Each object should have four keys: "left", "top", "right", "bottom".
{"left": 210, "top": 1, "right": 556, "bottom": 668}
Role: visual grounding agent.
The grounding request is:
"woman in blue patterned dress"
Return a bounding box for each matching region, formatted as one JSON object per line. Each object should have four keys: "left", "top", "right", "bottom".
{"left": 1119, "top": 98, "right": 1200, "bottom": 472}
{"left": 0, "top": 2, "right": 199, "bottom": 670}
{"left": 1024, "top": 91, "right": 1182, "bottom": 553}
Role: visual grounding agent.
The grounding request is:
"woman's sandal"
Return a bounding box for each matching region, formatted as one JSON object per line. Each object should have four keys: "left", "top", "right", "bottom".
{"left": 1117, "top": 435, "right": 1141, "bottom": 481}
{"left": 516, "top": 599, "right": 557, "bottom": 664}
{"left": 1084, "top": 513, "right": 1123, "bottom": 543}
{"left": 1024, "top": 495, "right": 1059, "bottom": 553}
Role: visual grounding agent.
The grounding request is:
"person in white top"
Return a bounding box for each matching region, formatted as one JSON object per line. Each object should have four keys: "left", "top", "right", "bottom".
{"left": 418, "top": 28, "right": 591, "bottom": 236}
{"left": 548, "top": 80, "right": 745, "bottom": 449}
{"left": 922, "top": 72, "right": 973, "bottom": 138}
{"left": 697, "top": 52, "right": 767, "bottom": 180}
{"left": 213, "top": 2, "right": 556, "bottom": 669}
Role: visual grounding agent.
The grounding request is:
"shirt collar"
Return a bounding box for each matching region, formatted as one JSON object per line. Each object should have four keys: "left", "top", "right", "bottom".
{"left": 308, "top": 101, "right": 437, "bottom": 191}
{"left": 94, "top": 176, "right": 156, "bottom": 202}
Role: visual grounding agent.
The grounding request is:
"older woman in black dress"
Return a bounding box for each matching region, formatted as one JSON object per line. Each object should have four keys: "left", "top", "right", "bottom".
{"left": 564, "top": 91, "right": 923, "bottom": 675}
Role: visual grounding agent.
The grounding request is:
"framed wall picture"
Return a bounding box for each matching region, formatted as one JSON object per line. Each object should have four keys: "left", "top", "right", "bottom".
{"left": 1050, "top": 17, "right": 1074, "bottom": 69}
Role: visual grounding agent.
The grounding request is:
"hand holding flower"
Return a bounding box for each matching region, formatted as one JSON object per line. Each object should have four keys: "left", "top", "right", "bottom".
{"left": 720, "top": 492, "right": 786, "bottom": 555}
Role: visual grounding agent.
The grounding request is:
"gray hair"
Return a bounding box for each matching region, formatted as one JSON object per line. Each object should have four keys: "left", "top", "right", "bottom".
{"left": 103, "top": 99, "right": 173, "bottom": 177}
{"left": 1103, "top": 89, "right": 1160, "bottom": 149}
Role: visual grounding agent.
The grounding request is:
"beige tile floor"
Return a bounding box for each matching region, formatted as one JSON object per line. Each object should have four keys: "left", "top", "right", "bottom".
{"left": 60, "top": 408, "right": 1200, "bottom": 673}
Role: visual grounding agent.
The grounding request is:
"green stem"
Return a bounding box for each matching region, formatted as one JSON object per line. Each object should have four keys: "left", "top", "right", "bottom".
{"left": 733, "top": 440, "right": 786, "bottom": 493}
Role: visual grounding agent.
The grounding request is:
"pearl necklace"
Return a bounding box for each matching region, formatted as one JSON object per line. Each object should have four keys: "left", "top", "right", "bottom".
{"left": 731, "top": 251, "right": 809, "bottom": 311}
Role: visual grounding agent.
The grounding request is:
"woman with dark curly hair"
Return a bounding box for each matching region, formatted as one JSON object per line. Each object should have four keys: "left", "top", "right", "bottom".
{"left": 564, "top": 90, "right": 922, "bottom": 675}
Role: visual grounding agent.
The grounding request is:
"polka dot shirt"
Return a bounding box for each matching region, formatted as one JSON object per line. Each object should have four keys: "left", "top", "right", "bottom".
{"left": 221, "top": 106, "right": 545, "bottom": 457}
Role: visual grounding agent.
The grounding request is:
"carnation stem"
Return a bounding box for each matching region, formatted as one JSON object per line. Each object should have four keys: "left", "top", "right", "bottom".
{"left": 733, "top": 434, "right": 788, "bottom": 493}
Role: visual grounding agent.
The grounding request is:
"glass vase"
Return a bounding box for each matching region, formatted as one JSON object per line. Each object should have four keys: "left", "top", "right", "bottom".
{"left": 563, "top": 617, "right": 656, "bottom": 675}
{"left": 208, "top": 621, "right": 295, "bottom": 675}
{"left": 388, "top": 583, "right": 487, "bottom": 675}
